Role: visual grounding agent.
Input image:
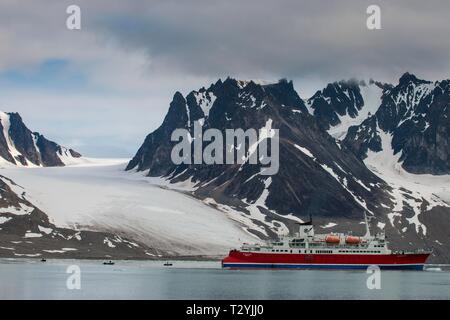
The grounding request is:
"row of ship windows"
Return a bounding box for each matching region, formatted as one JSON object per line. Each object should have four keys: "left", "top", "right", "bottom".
{"left": 274, "top": 243, "right": 385, "bottom": 248}
{"left": 339, "top": 250, "right": 382, "bottom": 253}
{"left": 283, "top": 244, "right": 376, "bottom": 248}
{"left": 270, "top": 250, "right": 329, "bottom": 253}
{"left": 267, "top": 249, "right": 382, "bottom": 254}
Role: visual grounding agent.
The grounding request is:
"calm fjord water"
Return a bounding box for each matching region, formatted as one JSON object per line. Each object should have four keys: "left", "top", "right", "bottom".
{"left": 0, "top": 259, "right": 449, "bottom": 300}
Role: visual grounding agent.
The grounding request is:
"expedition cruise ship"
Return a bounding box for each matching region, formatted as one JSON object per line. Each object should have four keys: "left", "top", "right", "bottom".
{"left": 222, "top": 217, "right": 430, "bottom": 270}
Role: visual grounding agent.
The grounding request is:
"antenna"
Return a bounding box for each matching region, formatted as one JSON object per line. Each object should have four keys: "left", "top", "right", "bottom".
{"left": 285, "top": 181, "right": 312, "bottom": 225}
{"left": 363, "top": 211, "right": 372, "bottom": 238}
{"left": 295, "top": 212, "right": 313, "bottom": 226}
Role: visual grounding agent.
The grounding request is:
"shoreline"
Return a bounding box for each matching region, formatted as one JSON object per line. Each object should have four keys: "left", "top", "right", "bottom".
{"left": 0, "top": 255, "right": 224, "bottom": 262}
{"left": 1, "top": 257, "right": 450, "bottom": 268}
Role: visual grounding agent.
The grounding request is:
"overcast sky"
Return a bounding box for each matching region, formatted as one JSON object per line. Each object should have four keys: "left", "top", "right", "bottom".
{"left": 0, "top": 0, "right": 449, "bottom": 157}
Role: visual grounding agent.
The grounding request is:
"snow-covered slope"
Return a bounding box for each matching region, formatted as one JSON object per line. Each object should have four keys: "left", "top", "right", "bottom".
{"left": 306, "top": 80, "right": 385, "bottom": 140}
{"left": 125, "top": 76, "right": 450, "bottom": 262}
{"left": 357, "top": 127, "right": 450, "bottom": 261}
{"left": 328, "top": 82, "right": 383, "bottom": 139}
{"left": 127, "top": 78, "right": 391, "bottom": 241}
{"left": 2, "top": 159, "right": 256, "bottom": 255}
{"left": 343, "top": 73, "right": 450, "bottom": 175}
{"left": 365, "top": 129, "right": 449, "bottom": 229}
{"left": 0, "top": 111, "right": 83, "bottom": 167}
{"left": 0, "top": 171, "right": 163, "bottom": 259}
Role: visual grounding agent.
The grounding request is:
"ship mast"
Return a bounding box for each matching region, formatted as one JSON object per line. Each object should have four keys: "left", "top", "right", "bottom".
{"left": 363, "top": 211, "right": 372, "bottom": 238}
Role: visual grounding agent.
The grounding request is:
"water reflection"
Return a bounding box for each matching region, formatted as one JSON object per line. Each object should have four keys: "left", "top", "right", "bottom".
{"left": 0, "top": 259, "right": 449, "bottom": 300}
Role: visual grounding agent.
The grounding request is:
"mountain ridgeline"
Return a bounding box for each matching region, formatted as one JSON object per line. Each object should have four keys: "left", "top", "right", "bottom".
{"left": 0, "top": 174, "right": 163, "bottom": 259}
{"left": 0, "top": 111, "right": 81, "bottom": 167}
{"left": 127, "top": 74, "right": 450, "bottom": 262}
{"left": 343, "top": 73, "right": 450, "bottom": 175}
{"left": 0, "top": 112, "right": 167, "bottom": 259}
{"left": 305, "top": 74, "right": 449, "bottom": 175}
{"left": 127, "top": 78, "right": 392, "bottom": 236}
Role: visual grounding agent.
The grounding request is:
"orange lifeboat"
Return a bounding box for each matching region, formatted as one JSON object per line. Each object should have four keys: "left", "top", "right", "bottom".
{"left": 325, "top": 235, "right": 340, "bottom": 244}
{"left": 345, "top": 236, "right": 361, "bottom": 245}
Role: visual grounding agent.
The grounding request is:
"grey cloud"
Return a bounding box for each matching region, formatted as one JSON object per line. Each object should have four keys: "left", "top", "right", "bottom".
{"left": 0, "top": 0, "right": 449, "bottom": 157}
{"left": 2, "top": 0, "right": 450, "bottom": 85}
{"left": 90, "top": 0, "right": 450, "bottom": 83}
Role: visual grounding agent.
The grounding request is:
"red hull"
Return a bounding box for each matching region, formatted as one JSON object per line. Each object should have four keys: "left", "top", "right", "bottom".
{"left": 222, "top": 250, "right": 430, "bottom": 270}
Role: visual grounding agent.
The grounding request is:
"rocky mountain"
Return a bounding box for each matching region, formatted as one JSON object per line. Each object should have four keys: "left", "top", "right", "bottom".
{"left": 0, "top": 111, "right": 82, "bottom": 167}
{"left": 307, "top": 73, "right": 450, "bottom": 261}
{"left": 0, "top": 174, "right": 163, "bottom": 259}
{"left": 306, "top": 79, "right": 388, "bottom": 140}
{"left": 341, "top": 73, "right": 450, "bottom": 175}
{"left": 127, "top": 76, "right": 450, "bottom": 262}
{"left": 0, "top": 112, "right": 164, "bottom": 258}
{"left": 127, "top": 78, "right": 393, "bottom": 236}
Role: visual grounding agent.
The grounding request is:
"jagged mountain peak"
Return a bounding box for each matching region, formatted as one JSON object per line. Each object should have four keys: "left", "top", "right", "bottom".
{"left": 127, "top": 78, "right": 309, "bottom": 172}
{"left": 306, "top": 78, "right": 384, "bottom": 139}
{"left": 172, "top": 91, "right": 185, "bottom": 101}
{"left": 385, "top": 73, "right": 434, "bottom": 114}
{"left": 127, "top": 76, "right": 450, "bottom": 262}
{"left": 0, "top": 111, "right": 82, "bottom": 167}
{"left": 127, "top": 78, "right": 394, "bottom": 240}
{"left": 177, "top": 78, "right": 306, "bottom": 124}
{"left": 343, "top": 73, "right": 449, "bottom": 175}
{"left": 210, "top": 77, "right": 296, "bottom": 93}
{"left": 229, "top": 78, "right": 280, "bottom": 88}
{"left": 398, "top": 72, "right": 430, "bottom": 86}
